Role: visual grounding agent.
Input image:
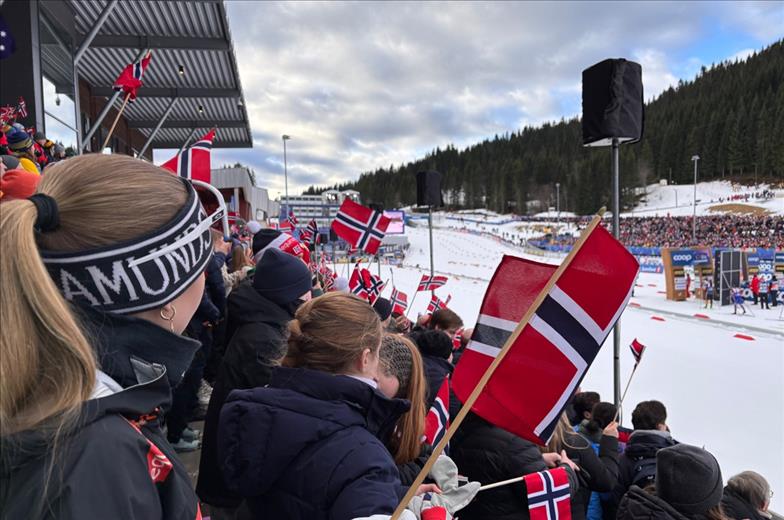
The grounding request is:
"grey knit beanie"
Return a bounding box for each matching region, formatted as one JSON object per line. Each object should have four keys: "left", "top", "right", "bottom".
{"left": 379, "top": 335, "right": 413, "bottom": 397}
{"left": 656, "top": 444, "right": 723, "bottom": 515}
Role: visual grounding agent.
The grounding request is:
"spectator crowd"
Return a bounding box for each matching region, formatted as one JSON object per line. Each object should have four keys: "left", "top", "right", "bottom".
{"left": 1, "top": 153, "right": 781, "bottom": 520}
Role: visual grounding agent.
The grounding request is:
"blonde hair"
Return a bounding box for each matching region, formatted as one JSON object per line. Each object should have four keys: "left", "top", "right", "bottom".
{"left": 381, "top": 334, "right": 427, "bottom": 465}
{"left": 542, "top": 413, "right": 588, "bottom": 454}
{"left": 726, "top": 471, "right": 771, "bottom": 509}
{"left": 0, "top": 154, "right": 187, "bottom": 436}
{"left": 283, "top": 292, "right": 382, "bottom": 373}
{"left": 230, "top": 245, "right": 252, "bottom": 273}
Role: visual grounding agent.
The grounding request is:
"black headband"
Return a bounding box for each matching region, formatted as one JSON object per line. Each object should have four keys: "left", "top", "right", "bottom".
{"left": 40, "top": 179, "right": 215, "bottom": 314}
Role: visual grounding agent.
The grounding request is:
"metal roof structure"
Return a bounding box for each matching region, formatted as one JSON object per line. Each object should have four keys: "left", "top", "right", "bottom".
{"left": 54, "top": 0, "right": 252, "bottom": 149}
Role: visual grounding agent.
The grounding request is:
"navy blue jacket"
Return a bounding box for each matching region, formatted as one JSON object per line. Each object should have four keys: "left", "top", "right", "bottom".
{"left": 218, "top": 367, "right": 410, "bottom": 520}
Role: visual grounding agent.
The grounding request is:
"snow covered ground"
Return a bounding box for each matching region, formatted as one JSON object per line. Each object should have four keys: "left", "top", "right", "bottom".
{"left": 379, "top": 225, "right": 784, "bottom": 508}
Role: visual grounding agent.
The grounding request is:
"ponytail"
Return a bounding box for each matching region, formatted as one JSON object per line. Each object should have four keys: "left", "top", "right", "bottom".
{"left": 387, "top": 336, "right": 427, "bottom": 465}
{"left": 0, "top": 199, "right": 96, "bottom": 436}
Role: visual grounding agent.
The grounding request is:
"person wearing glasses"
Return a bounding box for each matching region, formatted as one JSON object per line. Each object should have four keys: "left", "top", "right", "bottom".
{"left": 722, "top": 471, "right": 775, "bottom": 520}
{"left": 0, "top": 154, "right": 229, "bottom": 519}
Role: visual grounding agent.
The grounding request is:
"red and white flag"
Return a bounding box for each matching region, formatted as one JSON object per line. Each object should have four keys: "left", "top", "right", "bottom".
{"left": 161, "top": 129, "right": 214, "bottom": 184}
{"left": 113, "top": 51, "right": 152, "bottom": 101}
{"left": 418, "top": 274, "right": 448, "bottom": 292}
{"left": 629, "top": 338, "right": 646, "bottom": 365}
{"left": 452, "top": 328, "right": 464, "bottom": 351}
{"left": 426, "top": 293, "right": 450, "bottom": 314}
{"left": 524, "top": 467, "right": 571, "bottom": 520}
{"left": 452, "top": 225, "right": 639, "bottom": 445}
{"left": 15, "top": 97, "right": 27, "bottom": 118}
{"left": 300, "top": 219, "right": 319, "bottom": 244}
{"left": 424, "top": 376, "right": 450, "bottom": 447}
{"left": 390, "top": 287, "right": 408, "bottom": 315}
{"left": 331, "top": 198, "right": 390, "bottom": 255}
{"left": 349, "top": 265, "right": 385, "bottom": 304}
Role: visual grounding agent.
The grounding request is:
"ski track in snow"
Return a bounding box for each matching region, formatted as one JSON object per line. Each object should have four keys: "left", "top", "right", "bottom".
{"left": 381, "top": 225, "right": 784, "bottom": 507}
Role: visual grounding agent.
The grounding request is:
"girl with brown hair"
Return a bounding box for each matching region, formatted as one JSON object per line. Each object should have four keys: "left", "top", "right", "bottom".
{"left": 217, "top": 292, "right": 412, "bottom": 519}
{"left": 0, "top": 154, "right": 226, "bottom": 519}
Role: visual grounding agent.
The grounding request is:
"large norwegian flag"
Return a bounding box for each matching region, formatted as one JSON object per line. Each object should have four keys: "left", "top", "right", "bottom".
{"left": 390, "top": 287, "right": 408, "bottom": 315}
{"left": 161, "top": 130, "right": 214, "bottom": 184}
{"left": 524, "top": 468, "right": 572, "bottom": 520}
{"left": 418, "top": 274, "right": 448, "bottom": 292}
{"left": 452, "top": 225, "right": 639, "bottom": 445}
{"left": 113, "top": 51, "right": 152, "bottom": 101}
{"left": 424, "top": 376, "right": 450, "bottom": 448}
{"left": 426, "top": 293, "right": 450, "bottom": 314}
{"left": 331, "top": 198, "right": 390, "bottom": 255}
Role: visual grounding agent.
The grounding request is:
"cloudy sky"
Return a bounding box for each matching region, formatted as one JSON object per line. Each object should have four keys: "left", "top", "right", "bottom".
{"left": 157, "top": 1, "right": 783, "bottom": 198}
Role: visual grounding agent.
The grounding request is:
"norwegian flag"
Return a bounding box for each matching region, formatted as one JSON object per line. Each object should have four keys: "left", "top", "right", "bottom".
{"left": 629, "top": 338, "right": 646, "bottom": 365}
{"left": 390, "top": 287, "right": 408, "bottom": 315}
{"left": 15, "top": 97, "right": 27, "bottom": 118}
{"left": 424, "top": 376, "right": 450, "bottom": 448}
{"left": 300, "top": 219, "right": 319, "bottom": 244}
{"left": 287, "top": 209, "right": 299, "bottom": 229}
{"left": 426, "top": 293, "right": 450, "bottom": 314}
{"left": 349, "top": 264, "right": 370, "bottom": 300}
{"left": 161, "top": 129, "right": 214, "bottom": 184}
{"left": 349, "top": 265, "right": 384, "bottom": 304}
{"left": 0, "top": 105, "right": 15, "bottom": 124}
{"left": 452, "top": 225, "right": 639, "bottom": 445}
{"left": 524, "top": 467, "right": 572, "bottom": 520}
{"left": 364, "top": 271, "right": 386, "bottom": 305}
{"left": 452, "top": 328, "right": 464, "bottom": 351}
{"left": 418, "top": 274, "right": 448, "bottom": 292}
{"left": 331, "top": 198, "right": 390, "bottom": 255}
{"left": 113, "top": 51, "right": 152, "bottom": 101}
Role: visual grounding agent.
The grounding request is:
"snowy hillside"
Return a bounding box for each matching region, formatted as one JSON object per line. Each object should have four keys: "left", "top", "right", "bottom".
{"left": 376, "top": 225, "right": 783, "bottom": 507}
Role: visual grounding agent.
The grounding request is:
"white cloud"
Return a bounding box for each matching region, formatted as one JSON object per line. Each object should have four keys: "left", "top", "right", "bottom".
{"left": 215, "top": 1, "right": 780, "bottom": 196}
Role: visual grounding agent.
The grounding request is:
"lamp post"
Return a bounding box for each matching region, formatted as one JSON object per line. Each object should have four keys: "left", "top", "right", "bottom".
{"left": 282, "top": 134, "right": 291, "bottom": 208}
{"left": 555, "top": 182, "right": 561, "bottom": 224}
{"left": 691, "top": 155, "right": 700, "bottom": 243}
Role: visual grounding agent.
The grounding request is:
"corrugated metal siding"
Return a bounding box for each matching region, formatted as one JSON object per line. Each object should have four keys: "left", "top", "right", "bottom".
{"left": 71, "top": 1, "right": 223, "bottom": 38}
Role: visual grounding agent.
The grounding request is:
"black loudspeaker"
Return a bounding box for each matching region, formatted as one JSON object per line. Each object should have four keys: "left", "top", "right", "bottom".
{"left": 416, "top": 170, "right": 443, "bottom": 207}
{"left": 582, "top": 59, "right": 644, "bottom": 147}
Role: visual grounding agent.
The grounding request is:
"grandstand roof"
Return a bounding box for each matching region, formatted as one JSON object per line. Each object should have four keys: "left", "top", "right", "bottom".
{"left": 51, "top": 0, "right": 251, "bottom": 149}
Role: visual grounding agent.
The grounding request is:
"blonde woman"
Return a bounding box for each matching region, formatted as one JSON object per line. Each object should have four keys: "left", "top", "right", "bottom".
{"left": 0, "top": 154, "right": 220, "bottom": 519}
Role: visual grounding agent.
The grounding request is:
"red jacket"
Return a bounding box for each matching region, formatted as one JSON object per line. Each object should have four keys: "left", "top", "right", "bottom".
{"left": 751, "top": 276, "right": 760, "bottom": 294}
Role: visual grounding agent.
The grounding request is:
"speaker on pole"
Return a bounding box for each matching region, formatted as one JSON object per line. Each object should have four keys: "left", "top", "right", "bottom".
{"left": 582, "top": 58, "right": 644, "bottom": 147}
{"left": 416, "top": 170, "right": 443, "bottom": 207}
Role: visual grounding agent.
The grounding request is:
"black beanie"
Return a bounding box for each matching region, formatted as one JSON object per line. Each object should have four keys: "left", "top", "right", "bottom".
{"left": 252, "top": 248, "right": 312, "bottom": 305}
{"left": 373, "top": 297, "right": 392, "bottom": 321}
{"left": 252, "top": 228, "right": 282, "bottom": 255}
{"left": 411, "top": 330, "right": 452, "bottom": 360}
{"left": 656, "top": 444, "right": 723, "bottom": 515}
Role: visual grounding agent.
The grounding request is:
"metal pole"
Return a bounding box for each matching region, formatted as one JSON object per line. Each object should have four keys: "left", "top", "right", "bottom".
{"left": 178, "top": 127, "right": 198, "bottom": 156}
{"left": 428, "top": 206, "right": 435, "bottom": 280}
{"left": 283, "top": 135, "right": 290, "bottom": 202}
{"left": 73, "top": 0, "right": 119, "bottom": 65}
{"left": 611, "top": 138, "right": 621, "bottom": 411}
{"left": 692, "top": 156, "right": 699, "bottom": 243}
{"left": 81, "top": 47, "right": 147, "bottom": 151}
{"left": 137, "top": 97, "right": 178, "bottom": 158}
{"left": 556, "top": 182, "right": 560, "bottom": 224}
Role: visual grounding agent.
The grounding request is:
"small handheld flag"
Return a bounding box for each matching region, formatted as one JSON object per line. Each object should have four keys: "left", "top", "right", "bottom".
{"left": 113, "top": 51, "right": 152, "bottom": 101}
{"left": 426, "top": 293, "right": 450, "bottom": 314}
{"left": 161, "top": 129, "right": 214, "bottom": 184}
{"left": 390, "top": 288, "right": 409, "bottom": 315}
{"left": 524, "top": 468, "right": 571, "bottom": 520}
{"left": 15, "top": 97, "right": 27, "bottom": 118}
{"left": 424, "top": 376, "right": 450, "bottom": 448}
{"left": 418, "top": 274, "right": 448, "bottom": 292}
{"left": 331, "top": 198, "right": 390, "bottom": 255}
{"left": 629, "top": 338, "right": 646, "bottom": 365}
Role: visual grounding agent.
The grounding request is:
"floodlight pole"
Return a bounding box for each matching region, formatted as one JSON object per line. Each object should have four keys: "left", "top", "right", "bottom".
{"left": 282, "top": 134, "right": 291, "bottom": 204}
{"left": 556, "top": 182, "right": 561, "bottom": 224}
{"left": 612, "top": 137, "right": 621, "bottom": 413}
{"left": 428, "top": 206, "right": 435, "bottom": 281}
{"left": 691, "top": 155, "right": 700, "bottom": 243}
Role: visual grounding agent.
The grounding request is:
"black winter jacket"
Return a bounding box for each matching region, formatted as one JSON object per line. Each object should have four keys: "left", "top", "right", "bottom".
{"left": 422, "top": 355, "right": 454, "bottom": 410}
{"left": 450, "top": 413, "right": 577, "bottom": 520}
{"left": 721, "top": 487, "right": 768, "bottom": 520}
{"left": 197, "top": 281, "right": 297, "bottom": 507}
{"left": 563, "top": 432, "right": 620, "bottom": 520}
{"left": 0, "top": 307, "right": 201, "bottom": 520}
{"left": 617, "top": 486, "right": 689, "bottom": 520}
{"left": 217, "top": 367, "right": 410, "bottom": 520}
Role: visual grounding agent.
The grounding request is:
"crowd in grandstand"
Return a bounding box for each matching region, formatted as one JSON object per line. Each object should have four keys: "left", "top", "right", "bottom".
{"left": 1, "top": 153, "right": 780, "bottom": 520}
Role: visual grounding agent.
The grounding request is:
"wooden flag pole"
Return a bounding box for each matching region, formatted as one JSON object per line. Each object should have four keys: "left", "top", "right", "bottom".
{"left": 100, "top": 91, "right": 131, "bottom": 151}
{"left": 478, "top": 475, "right": 526, "bottom": 492}
{"left": 404, "top": 287, "right": 419, "bottom": 319}
{"left": 390, "top": 207, "right": 607, "bottom": 520}
{"left": 612, "top": 362, "right": 640, "bottom": 424}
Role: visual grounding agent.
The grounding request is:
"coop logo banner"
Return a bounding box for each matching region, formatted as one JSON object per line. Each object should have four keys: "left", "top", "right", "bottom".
{"left": 670, "top": 250, "right": 694, "bottom": 266}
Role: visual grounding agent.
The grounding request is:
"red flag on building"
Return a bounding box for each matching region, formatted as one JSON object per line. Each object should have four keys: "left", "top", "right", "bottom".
{"left": 161, "top": 129, "right": 214, "bottom": 184}
{"left": 113, "top": 51, "right": 152, "bottom": 101}
{"left": 452, "top": 225, "right": 639, "bottom": 445}
{"left": 331, "top": 198, "right": 390, "bottom": 255}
